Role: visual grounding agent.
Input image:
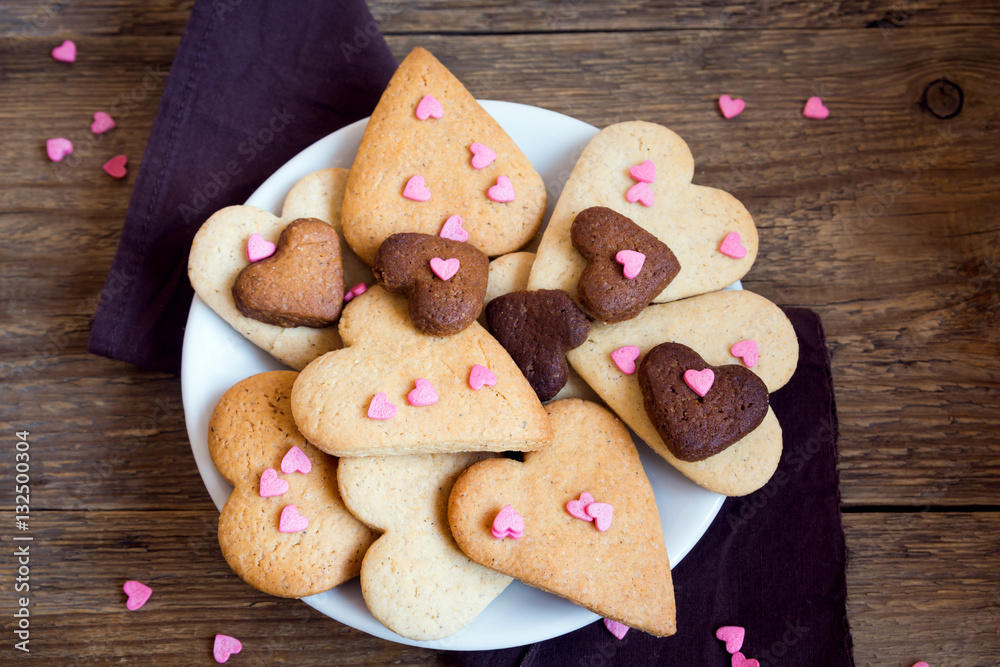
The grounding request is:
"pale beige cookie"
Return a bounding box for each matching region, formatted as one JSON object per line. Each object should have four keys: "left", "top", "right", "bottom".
{"left": 338, "top": 452, "right": 512, "bottom": 640}
{"left": 342, "top": 47, "right": 546, "bottom": 265}
{"left": 208, "top": 370, "right": 377, "bottom": 598}
{"left": 566, "top": 289, "right": 798, "bottom": 496}
{"left": 448, "top": 399, "right": 676, "bottom": 637}
{"left": 528, "top": 121, "right": 757, "bottom": 304}
{"left": 291, "top": 285, "right": 553, "bottom": 456}
{"left": 189, "top": 168, "right": 371, "bottom": 370}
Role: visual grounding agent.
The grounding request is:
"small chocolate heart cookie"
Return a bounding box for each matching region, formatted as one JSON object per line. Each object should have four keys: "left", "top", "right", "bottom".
{"left": 232, "top": 218, "right": 344, "bottom": 328}
{"left": 637, "top": 342, "right": 769, "bottom": 462}
{"left": 572, "top": 206, "right": 680, "bottom": 323}
{"left": 485, "top": 289, "right": 590, "bottom": 401}
{"left": 372, "top": 232, "right": 489, "bottom": 336}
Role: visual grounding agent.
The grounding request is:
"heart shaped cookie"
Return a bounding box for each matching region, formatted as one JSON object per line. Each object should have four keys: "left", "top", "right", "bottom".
{"left": 448, "top": 399, "right": 676, "bottom": 637}
{"left": 528, "top": 121, "right": 757, "bottom": 303}
{"left": 342, "top": 48, "right": 546, "bottom": 265}
{"left": 571, "top": 206, "right": 681, "bottom": 322}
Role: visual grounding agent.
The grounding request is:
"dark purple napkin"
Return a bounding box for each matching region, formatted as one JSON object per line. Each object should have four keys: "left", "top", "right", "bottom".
{"left": 88, "top": 0, "right": 398, "bottom": 374}
{"left": 458, "top": 309, "right": 852, "bottom": 667}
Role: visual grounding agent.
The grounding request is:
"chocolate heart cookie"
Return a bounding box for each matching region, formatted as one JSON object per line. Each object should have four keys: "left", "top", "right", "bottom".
{"left": 372, "top": 232, "right": 489, "bottom": 336}
{"left": 485, "top": 289, "right": 590, "bottom": 401}
{"left": 232, "top": 218, "right": 344, "bottom": 328}
{"left": 637, "top": 342, "right": 769, "bottom": 462}
{"left": 572, "top": 206, "right": 680, "bottom": 322}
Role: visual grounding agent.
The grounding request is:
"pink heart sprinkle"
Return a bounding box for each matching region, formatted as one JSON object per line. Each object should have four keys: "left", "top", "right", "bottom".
{"left": 718, "top": 95, "right": 746, "bottom": 119}
{"left": 367, "top": 392, "right": 397, "bottom": 420}
{"left": 90, "top": 111, "right": 116, "bottom": 134}
{"left": 278, "top": 504, "right": 308, "bottom": 533}
{"left": 439, "top": 215, "right": 468, "bottom": 242}
{"left": 102, "top": 154, "right": 128, "bottom": 179}
{"left": 716, "top": 626, "right": 746, "bottom": 654}
{"left": 487, "top": 175, "right": 516, "bottom": 203}
{"left": 625, "top": 181, "right": 654, "bottom": 207}
{"left": 610, "top": 346, "right": 641, "bottom": 375}
{"left": 719, "top": 231, "right": 747, "bottom": 259}
{"left": 615, "top": 249, "right": 646, "bottom": 280}
{"left": 803, "top": 96, "right": 830, "bottom": 120}
{"left": 246, "top": 233, "right": 276, "bottom": 262}
{"left": 731, "top": 652, "right": 760, "bottom": 667}
{"left": 566, "top": 492, "right": 595, "bottom": 521}
{"left": 258, "top": 468, "right": 289, "bottom": 498}
{"left": 629, "top": 160, "right": 656, "bottom": 183}
{"left": 585, "top": 502, "right": 613, "bottom": 532}
{"left": 469, "top": 142, "right": 497, "bottom": 169}
{"left": 407, "top": 378, "right": 439, "bottom": 407}
{"left": 684, "top": 368, "right": 715, "bottom": 397}
{"left": 912, "top": 662, "right": 930, "bottom": 667}
{"left": 46, "top": 137, "right": 73, "bottom": 162}
{"left": 51, "top": 40, "right": 76, "bottom": 63}
{"left": 280, "top": 445, "right": 312, "bottom": 475}
{"left": 429, "top": 257, "right": 460, "bottom": 281}
{"left": 415, "top": 94, "right": 443, "bottom": 120}
{"left": 468, "top": 364, "right": 497, "bottom": 390}
{"left": 403, "top": 174, "right": 431, "bottom": 201}
{"left": 730, "top": 340, "right": 759, "bottom": 368}
{"left": 213, "top": 634, "right": 242, "bottom": 664}
{"left": 603, "top": 618, "right": 630, "bottom": 640}
{"left": 122, "top": 580, "right": 152, "bottom": 611}
{"left": 344, "top": 282, "right": 367, "bottom": 302}
{"left": 491, "top": 505, "right": 524, "bottom": 540}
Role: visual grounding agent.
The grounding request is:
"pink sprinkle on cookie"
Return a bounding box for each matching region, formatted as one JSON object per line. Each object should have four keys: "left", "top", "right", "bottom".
{"left": 615, "top": 249, "right": 645, "bottom": 280}
{"left": 278, "top": 504, "right": 308, "bottom": 533}
{"left": 604, "top": 618, "right": 630, "bottom": 640}
{"left": 407, "top": 378, "right": 439, "bottom": 407}
{"left": 718, "top": 95, "right": 746, "bottom": 119}
{"left": 439, "top": 214, "right": 468, "bottom": 242}
{"left": 491, "top": 505, "right": 524, "bottom": 540}
{"left": 258, "top": 468, "right": 289, "bottom": 498}
{"left": 344, "top": 282, "right": 367, "bottom": 302}
{"left": 730, "top": 340, "right": 759, "bottom": 368}
{"left": 719, "top": 231, "right": 747, "bottom": 259}
{"left": 585, "top": 502, "right": 613, "bottom": 531}
{"left": 610, "top": 346, "right": 641, "bottom": 375}
{"left": 213, "top": 634, "right": 242, "bottom": 664}
{"left": 46, "top": 138, "right": 73, "bottom": 162}
{"left": 684, "top": 368, "right": 715, "bottom": 397}
{"left": 625, "top": 181, "right": 653, "bottom": 207}
{"left": 280, "top": 445, "right": 312, "bottom": 475}
{"left": 403, "top": 175, "right": 431, "bottom": 201}
{"left": 716, "top": 626, "right": 746, "bottom": 654}
{"left": 102, "top": 154, "right": 128, "bottom": 179}
{"left": 51, "top": 40, "right": 76, "bottom": 63}
{"left": 487, "top": 175, "right": 516, "bottom": 203}
{"left": 246, "top": 233, "right": 275, "bottom": 262}
{"left": 122, "top": 580, "right": 152, "bottom": 610}
{"left": 90, "top": 111, "right": 116, "bottom": 134}
{"left": 468, "top": 364, "right": 497, "bottom": 390}
{"left": 415, "top": 94, "right": 443, "bottom": 120}
{"left": 469, "top": 142, "right": 497, "bottom": 169}
{"left": 566, "top": 492, "right": 595, "bottom": 521}
{"left": 429, "top": 257, "right": 460, "bottom": 281}
{"left": 629, "top": 160, "right": 656, "bottom": 183}
{"left": 367, "top": 392, "right": 397, "bottom": 420}
{"left": 731, "top": 653, "right": 760, "bottom": 667}
{"left": 803, "top": 96, "right": 830, "bottom": 119}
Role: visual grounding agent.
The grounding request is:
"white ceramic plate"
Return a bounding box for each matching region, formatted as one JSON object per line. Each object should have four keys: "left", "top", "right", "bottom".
{"left": 181, "top": 101, "right": 725, "bottom": 651}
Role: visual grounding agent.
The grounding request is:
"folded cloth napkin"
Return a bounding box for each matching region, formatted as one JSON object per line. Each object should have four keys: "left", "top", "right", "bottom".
{"left": 459, "top": 309, "right": 853, "bottom": 667}
{"left": 88, "top": 0, "right": 398, "bottom": 374}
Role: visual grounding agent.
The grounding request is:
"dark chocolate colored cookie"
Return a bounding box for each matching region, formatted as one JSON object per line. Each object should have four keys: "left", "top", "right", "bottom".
{"left": 571, "top": 206, "right": 680, "bottom": 322}
{"left": 232, "top": 218, "right": 344, "bottom": 328}
{"left": 372, "top": 232, "right": 489, "bottom": 336}
{"left": 637, "top": 342, "right": 769, "bottom": 462}
{"left": 485, "top": 289, "right": 590, "bottom": 402}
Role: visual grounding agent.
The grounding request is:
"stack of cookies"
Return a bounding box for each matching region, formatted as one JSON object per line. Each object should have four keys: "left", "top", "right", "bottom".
{"left": 188, "top": 47, "right": 798, "bottom": 642}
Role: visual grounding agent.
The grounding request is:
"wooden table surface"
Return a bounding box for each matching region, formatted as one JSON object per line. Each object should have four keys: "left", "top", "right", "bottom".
{"left": 2, "top": 1, "right": 998, "bottom": 665}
